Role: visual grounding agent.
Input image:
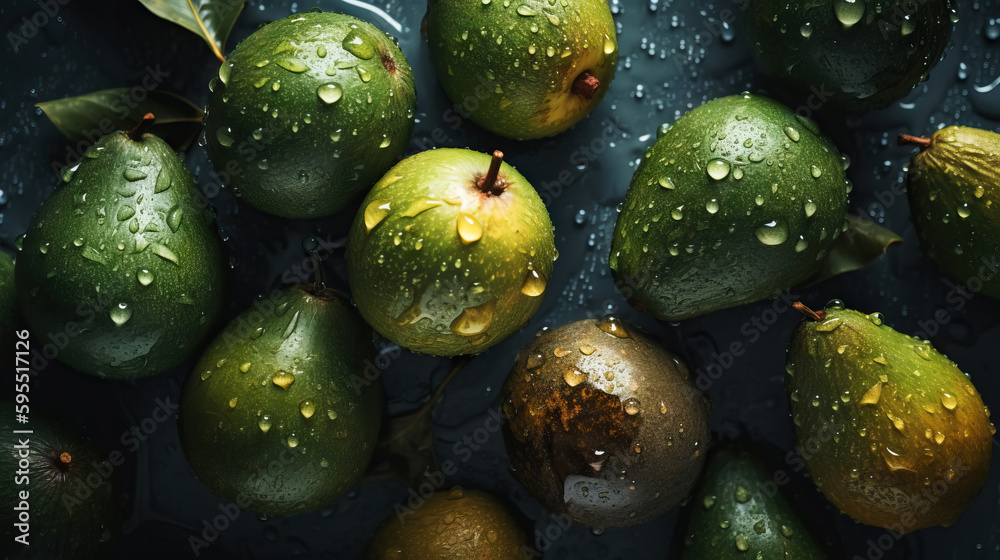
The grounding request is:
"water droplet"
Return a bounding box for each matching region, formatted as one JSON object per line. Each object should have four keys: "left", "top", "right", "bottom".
{"left": 150, "top": 243, "right": 179, "bottom": 266}
{"left": 810, "top": 165, "right": 823, "bottom": 178}
{"left": 450, "top": 300, "right": 496, "bottom": 336}
{"left": 869, "top": 312, "right": 884, "bottom": 326}
{"left": 166, "top": 206, "right": 183, "bottom": 233}
{"left": 342, "top": 30, "right": 375, "bottom": 59}
{"left": 318, "top": 83, "right": 343, "bottom": 104}
{"left": 286, "top": 435, "right": 299, "bottom": 448}
{"left": 300, "top": 401, "right": 316, "bottom": 419}
{"left": 658, "top": 176, "right": 675, "bottom": 189}
{"left": 258, "top": 416, "right": 272, "bottom": 433}
{"left": 957, "top": 205, "right": 971, "bottom": 219}
{"left": 579, "top": 344, "right": 596, "bottom": 356}
{"left": 364, "top": 200, "right": 391, "bottom": 231}
{"left": 124, "top": 168, "right": 147, "bottom": 182}
{"left": 941, "top": 393, "right": 958, "bottom": 410}
{"left": 800, "top": 22, "right": 813, "bottom": 37}
{"left": 240, "top": 362, "right": 251, "bottom": 373}
{"left": 564, "top": 369, "right": 587, "bottom": 387}
{"left": 784, "top": 127, "right": 800, "bottom": 142}
{"left": 671, "top": 207, "right": 684, "bottom": 220}
{"left": 379, "top": 136, "right": 391, "bottom": 149}
{"left": 860, "top": 382, "right": 883, "bottom": 405}
{"left": 228, "top": 397, "right": 238, "bottom": 409}
{"left": 754, "top": 221, "right": 788, "bottom": 245}
{"left": 356, "top": 66, "right": 372, "bottom": 82}
{"left": 517, "top": 5, "right": 536, "bottom": 16}
{"left": 218, "top": 62, "right": 232, "bottom": 85}
{"left": 623, "top": 398, "right": 640, "bottom": 415}
{"left": 703, "top": 495, "right": 716, "bottom": 509}
{"left": 706, "top": 199, "right": 720, "bottom": 214}
{"left": 706, "top": 159, "right": 730, "bottom": 180}
{"left": 604, "top": 36, "right": 616, "bottom": 54}
{"left": 598, "top": 315, "right": 629, "bottom": 338}
{"left": 457, "top": 212, "right": 484, "bottom": 244}
{"left": 833, "top": 0, "right": 865, "bottom": 27}
{"left": 117, "top": 206, "right": 136, "bottom": 222}
{"left": 272, "top": 371, "right": 295, "bottom": 390}
{"left": 136, "top": 269, "right": 154, "bottom": 286}
{"left": 521, "top": 270, "right": 547, "bottom": 297}
{"left": 110, "top": 303, "right": 131, "bottom": 326}
{"left": 734, "top": 485, "right": 751, "bottom": 504}
{"left": 276, "top": 59, "right": 309, "bottom": 73}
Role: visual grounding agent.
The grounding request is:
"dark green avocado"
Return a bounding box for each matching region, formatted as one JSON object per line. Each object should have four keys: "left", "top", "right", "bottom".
{"left": 179, "top": 286, "right": 381, "bottom": 517}
{"left": 678, "top": 447, "right": 826, "bottom": 559}
{"left": 744, "top": 0, "right": 954, "bottom": 110}
{"left": 0, "top": 402, "right": 122, "bottom": 559}
{"left": 14, "top": 125, "right": 226, "bottom": 379}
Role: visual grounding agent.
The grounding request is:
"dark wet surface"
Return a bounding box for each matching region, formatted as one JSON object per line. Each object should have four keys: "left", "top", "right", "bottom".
{"left": 1, "top": 0, "right": 1000, "bottom": 558}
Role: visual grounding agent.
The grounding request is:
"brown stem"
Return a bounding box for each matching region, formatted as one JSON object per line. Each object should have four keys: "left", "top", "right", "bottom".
{"left": 571, "top": 71, "right": 600, "bottom": 100}
{"left": 477, "top": 151, "right": 506, "bottom": 196}
{"left": 793, "top": 302, "right": 826, "bottom": 321}
{"left": 59, "top": 452, "right": 72, "bottom": 464}
{"left": 128, "top": 113, "right": 156, "bottom": 141}
{"left": 898, "top": 134, "right": 931, "bottom": 149}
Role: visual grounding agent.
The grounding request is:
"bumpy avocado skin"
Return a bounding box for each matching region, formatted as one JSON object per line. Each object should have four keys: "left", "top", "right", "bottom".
{"left": 346, "top": 149, "right": 556, "bottom": 357}
{"left": 786, "top": 305, "right": 993, "bottom": 532}
{"left": 15, "top": 131, "right": 225, "bottom": 379}
{"left": 179, "top": 287, "right": 381, "bottom": 517}
{"left": 679, "top": 448, "right": 826, "bottom": 559}
{"left": 1, "top": 402, "right": 122, "bottom": 560}
{"left": 745, "top": 0, "right": 953, "bottom": 110}
{"left": 364, "top": 488, "right": 527, "bottom": 559}
{"left": 501, "top": 317, "right": 711, "bottom": 528}
{"left": 205, "top": 12, "right": 416, "bottom": 218}
{"left": 425, "top": 0, "right": 618, "bottom": 140}
{"left": 907, "top": 126, "right": 1000, "bottom": 299}
{"left": 610, "top": 94, "right": 849, "bottom": 321}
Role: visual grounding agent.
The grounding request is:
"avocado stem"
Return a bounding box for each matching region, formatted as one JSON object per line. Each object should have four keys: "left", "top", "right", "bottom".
{"left": 898, "top": 134, "right": 931, "bottom": 149}
{"left": 571, "top": 72, "right": 601, "bottom": 100}
{"left": 59, "top": 452, "right": 72, "bottom": 464}
{"left": 478, "top": 151, "right": 506, "bottom": 196}
{"left": 128, "top": 113, "right": 156, "bottom": 141}
{"left": 793, "top": 302, "right": 826, "bottom": 321}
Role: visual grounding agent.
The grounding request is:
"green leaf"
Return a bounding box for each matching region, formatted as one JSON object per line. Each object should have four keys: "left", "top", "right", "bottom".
{"left": 137, "top": 0, "right": 244, "bottom": 62}
{"left": 799, "top": 216, "right": 904, "bottom": 288}
{"left": 36, "top": 89, "right": 204, "bottom": 152}
{"left": 363, "top": 358, "right": 470, "bottom": 486}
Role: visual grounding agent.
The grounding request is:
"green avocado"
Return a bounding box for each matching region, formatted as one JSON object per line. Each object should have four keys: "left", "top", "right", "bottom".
{"left": 14, "top": 126, "right": 226, "bottom": 379}
{"left": 609, "top": 93, "right": 849, "bottom": 321}
{"left": 0, "top": 251, "right": 14, "bottom": 335}
{"left": 346, "top": 149, "right": 555, "bottom": 356}
{"left": 678, "top": 448, "right": 826, "bottom": 559}
{"left": 0, "top": 402, "right": 122, "bottom": 559}
{"left": 744, "top": 0, "right": 953, "bottom": 110}
{"left": 903, "top": 126, "right": 1000, "bottom": 299}
{"left": 179, "top": 286, "right": 381, "bottom": 517}
{"left": 786, "top": 302, "right": 993, "bottom": 532}
{"left": 205, "top": 11, "right": 417, "bottom": 218}
{"left": 424, "top": 0, "right": 618, "bottom": 140}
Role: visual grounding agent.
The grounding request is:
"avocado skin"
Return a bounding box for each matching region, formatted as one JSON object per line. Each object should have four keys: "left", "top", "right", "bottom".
{"left": 609, "top": 94, "right": 848, "bottom": 321}
{"left": 678, "top": 448, "right": 826, "bottom": 559}
{"left": 15, "top": 131, "right": 226, "bottom": 379}
{"left": 0, "top": 252, "right": 14, "bottom": 335}
{"left": 364, "top": 488, "right": 527, "bottom": 559}
{"left": 205, "top": 12, "right": 416, "bottom": 219}
{"left": 179, "top": 287, "right": 381, "bottom": 517}
{"left": 907, "top": 126, "right": 1000, "bottom": 299}
{"left": 0, "top": 402, "right": 122, "bottom": 559}
{"left": 786, "top": 306, "right": 993, "bottom": 532}
{"left": 745, "top": 0, "right": 953, "bottom": 110}
{"left": 424, "top": 0, "right": 618, "bottom": 140}
{"left": 501, "top": 317, "right": 711, "bottom": 528}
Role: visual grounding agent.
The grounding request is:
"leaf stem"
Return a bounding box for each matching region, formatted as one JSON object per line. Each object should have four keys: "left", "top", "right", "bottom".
{"left": 477, "top": 151, "right": 505, "bottom": 195}
{"left": 571, "top": 71, "right": 601, "bottom": 100}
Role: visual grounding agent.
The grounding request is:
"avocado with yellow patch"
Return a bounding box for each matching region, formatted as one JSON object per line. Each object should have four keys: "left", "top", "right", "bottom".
{"left": 424, "top": 0, "right": 618, "bottom": 140}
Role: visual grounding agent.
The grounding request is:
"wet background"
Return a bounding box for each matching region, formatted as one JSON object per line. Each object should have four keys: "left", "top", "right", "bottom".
{"left": 2, "top": 0, "right": 1000, "bottom": 558}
